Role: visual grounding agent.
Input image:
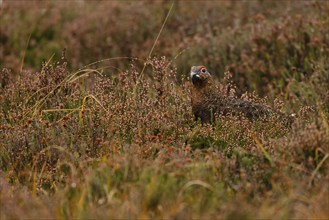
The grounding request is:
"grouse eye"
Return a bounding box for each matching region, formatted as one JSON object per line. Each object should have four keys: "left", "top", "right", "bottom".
{"left": 201, "top": 68, "right": 206, "bottom": 73}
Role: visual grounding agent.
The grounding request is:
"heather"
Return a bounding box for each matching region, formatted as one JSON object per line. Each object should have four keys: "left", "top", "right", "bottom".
{"left": 0, "top": 1, "right": 328, "bottom": 219}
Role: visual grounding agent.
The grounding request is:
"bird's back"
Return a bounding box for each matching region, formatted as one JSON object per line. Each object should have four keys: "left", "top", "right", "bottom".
{"left": 224, "top": 98, "right": 273, "bottom": 120}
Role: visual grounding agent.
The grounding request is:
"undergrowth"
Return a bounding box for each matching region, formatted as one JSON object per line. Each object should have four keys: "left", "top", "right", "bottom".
{"left": 0, "top": 1, "right": 329, "bottom": 219}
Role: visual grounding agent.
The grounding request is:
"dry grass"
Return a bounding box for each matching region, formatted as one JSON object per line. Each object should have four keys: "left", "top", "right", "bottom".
{"left": 1, "top": 1, "right": 329, "bottom": 219}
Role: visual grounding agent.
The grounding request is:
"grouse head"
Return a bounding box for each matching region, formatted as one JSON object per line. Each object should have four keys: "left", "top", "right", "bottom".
{"left": 190, "top": 66, "right": 212, "bottom": 88}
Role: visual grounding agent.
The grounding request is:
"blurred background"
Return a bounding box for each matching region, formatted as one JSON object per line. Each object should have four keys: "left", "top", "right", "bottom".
{"left": 1, "top": 2, "right": 329, "bottom": 219}
{"left": 1, "top": 0, "right": 329, "bottom": 95}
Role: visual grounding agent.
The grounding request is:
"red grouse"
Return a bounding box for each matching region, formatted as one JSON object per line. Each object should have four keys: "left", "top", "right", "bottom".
{"left": 190, "top": 66, "right": 293, "bottom": 124}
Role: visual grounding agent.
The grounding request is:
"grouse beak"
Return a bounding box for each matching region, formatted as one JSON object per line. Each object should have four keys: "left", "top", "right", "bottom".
{"left": 190, "top": 66, "right": 199, "bottom": 78}
{"left": 191, "top": 71, "right": 203, "bottom": 86}
{"left": 190, "top": 71, "right": 200, "bottom": 78}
